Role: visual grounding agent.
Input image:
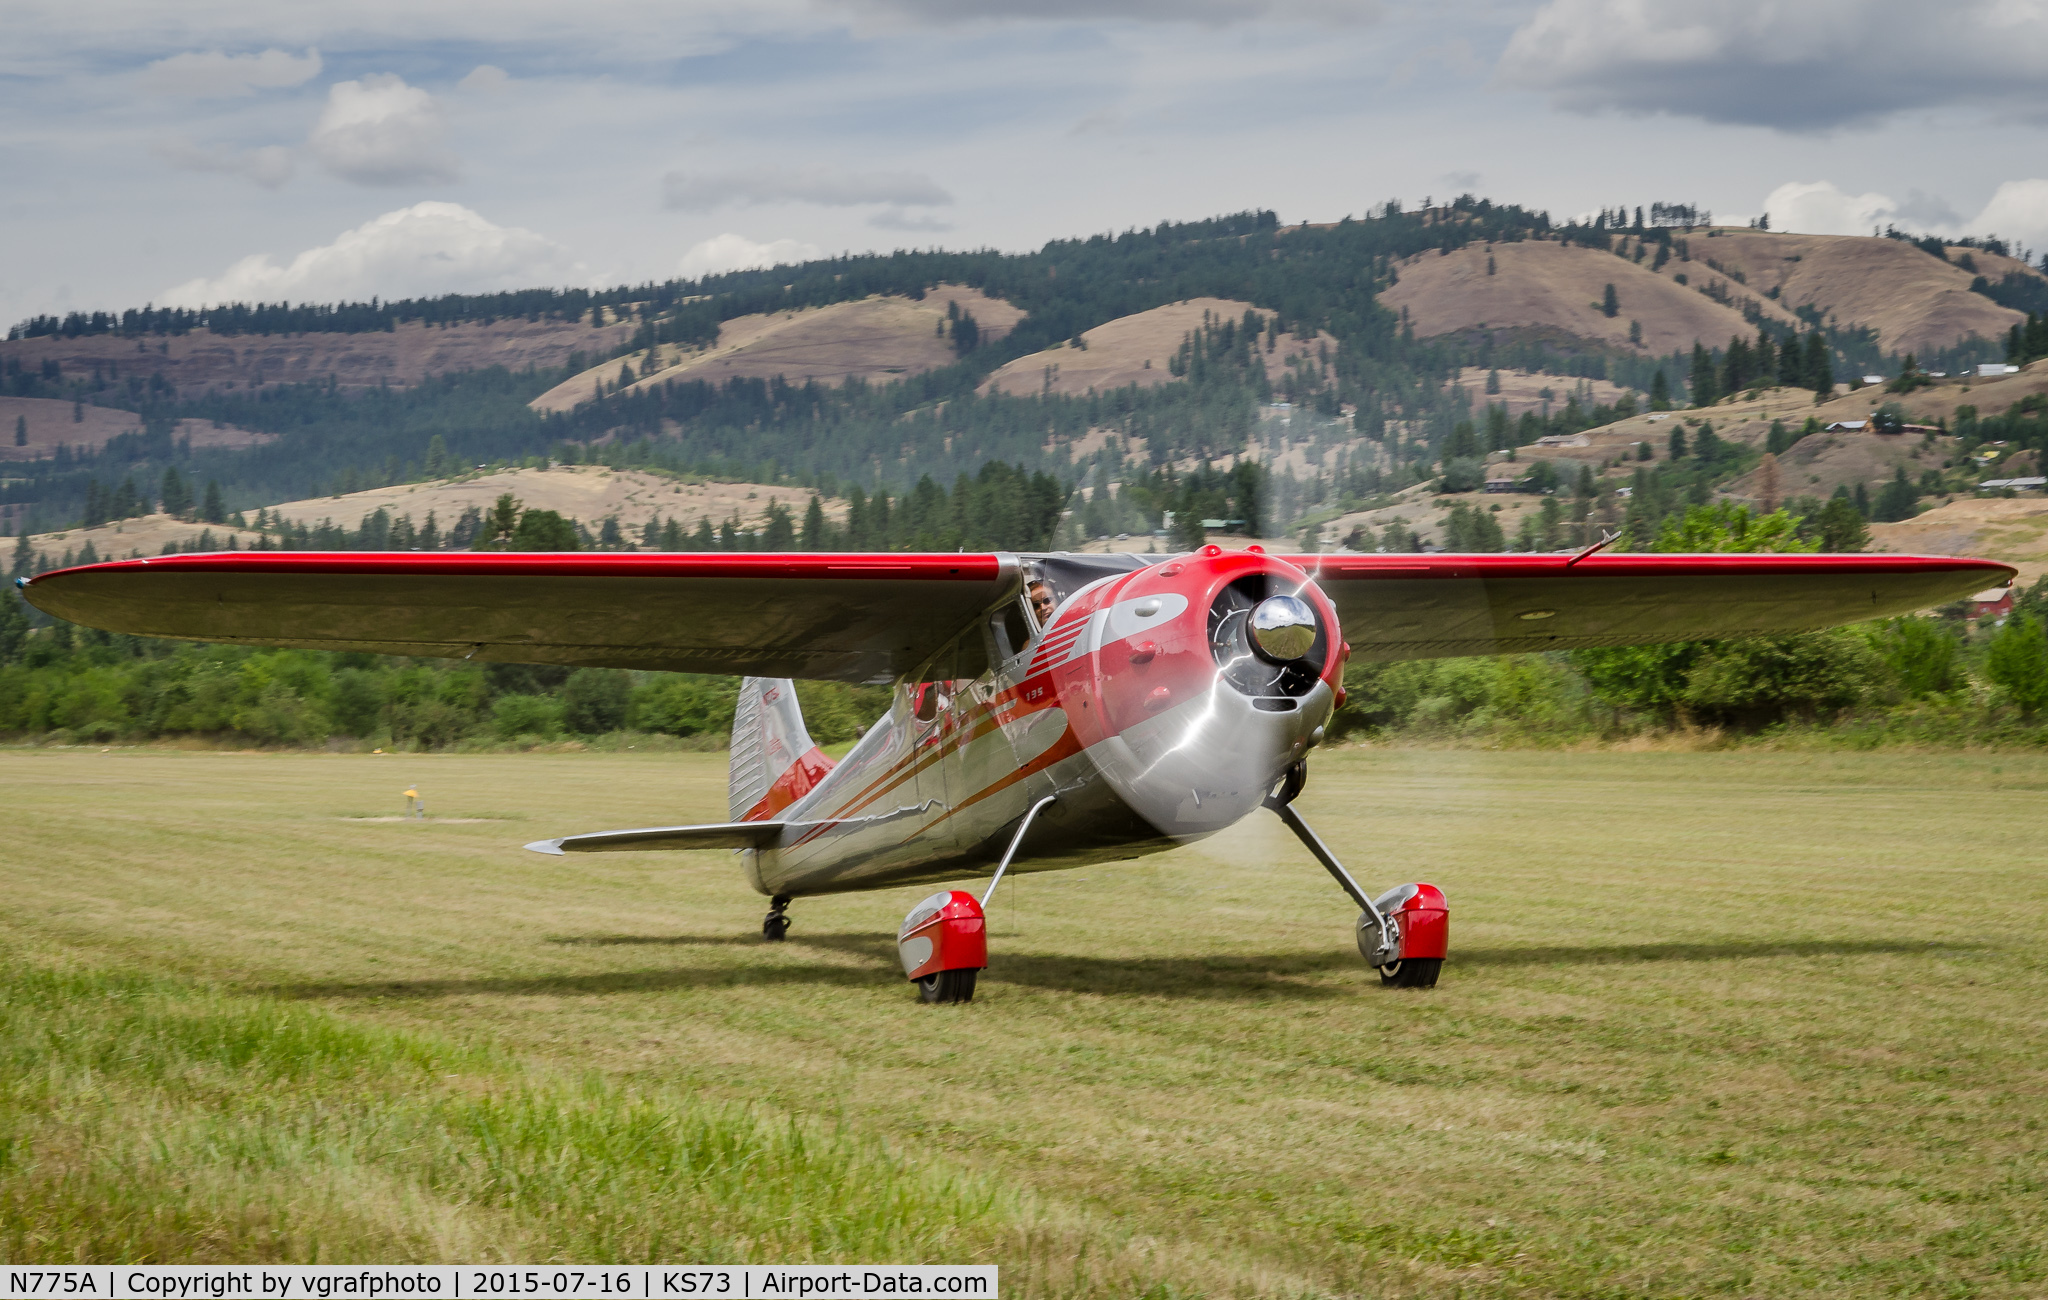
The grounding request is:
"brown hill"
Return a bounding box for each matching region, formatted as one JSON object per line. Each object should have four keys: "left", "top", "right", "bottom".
{"left": 1672, "top": 229, "right": 2031, "bottom": 357}
{"left": 983, "top": 298, "right": 1258, "bottom": 397}
{"left": 0, "top": 396, "right": 267, "bottom": 462}
{"left": 0, "top": 316, "right": 635, "bottom": 397}
{"left": 983, "top": 298, "right": 1365, "bottom": 401}
{"left": 531, "top": 286, "right": 1023, "bottom": 414}
{"left": 1868, "top": 497, "right": 2048, "bottom": 588}
{"left": 15, "top": 467, "right": 844, "bottom": 569}
{"left": 1380, "top": 239, "right": 1792, "bottom": 360}
{"left": 1381, "top": 228, "right": 2047, "bottom": 364}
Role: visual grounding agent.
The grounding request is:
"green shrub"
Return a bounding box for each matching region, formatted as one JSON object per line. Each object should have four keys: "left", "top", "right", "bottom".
{"left": 491, "top": 693, "right": 563, "bottom": 739}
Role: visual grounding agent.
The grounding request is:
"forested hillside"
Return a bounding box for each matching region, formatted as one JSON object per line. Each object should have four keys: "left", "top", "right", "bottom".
{"left": 7, "top": 195, "right": 2048, "bottom": 583}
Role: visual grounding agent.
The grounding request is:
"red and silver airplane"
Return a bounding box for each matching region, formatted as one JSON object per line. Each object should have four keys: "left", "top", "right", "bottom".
{"left": 20, "top": 543, "right": 2012, "bottom": 1002}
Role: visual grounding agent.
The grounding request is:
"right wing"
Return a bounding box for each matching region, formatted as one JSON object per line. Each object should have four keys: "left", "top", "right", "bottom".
{"left": 526, "top": 821, "right": 786, "bottom": 855}
{"left": 1299, "top": 552, "right": 2014, "bottom": 663}
{"left": 19, "top": 551, "right": 1021, "bottom": 684}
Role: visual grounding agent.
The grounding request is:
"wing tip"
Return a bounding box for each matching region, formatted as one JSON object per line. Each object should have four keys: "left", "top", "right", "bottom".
{"left": 524, "top": 839, "right": 567, "bottom": 856}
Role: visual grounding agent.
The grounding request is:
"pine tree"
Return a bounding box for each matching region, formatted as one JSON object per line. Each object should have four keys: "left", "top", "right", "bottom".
{"left": 10, "top": 530, "right": 32, "bottom": 581}
{"left": 1669, "top": 425, "right": 1689, "bottom": 459}
{"left": 692, "top": 516, "right": 715, "bottom": 550}
{"left": 160, "top": 467, "right": 193, "bottom": 519}
{"left": 1650, "top": 370, "right": 1671, "bottom": 410}
{"left": 1601, "top": 284, "right": 1619, "bottom": 318}
{"left": 1805, "top": 333, "right": 1834, "bottom": 400}
{"left": 801, "top": 494, "right": 826, "bottom": 549}
{"left": 1690, "top": 343, "right": 1719, "bottom": 406}
{"left": 426, "top": 434, "right": 450, "bottom": 477}
{"left": 201, "top": 480, "right": 226, "bottom": 525}
{"left": 1485, "top": 368, "right": 1501, "bottom": 394}
{"left": 12, "top": 415, "right": 23, "bottom": 447}
{"left": 1873, "top": 465, "right": 1918, "bottom": 522}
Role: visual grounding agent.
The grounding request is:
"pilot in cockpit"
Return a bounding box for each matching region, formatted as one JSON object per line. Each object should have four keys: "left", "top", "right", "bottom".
{"left": 1027, "top": 579, "right": 1056, "bottom": 628}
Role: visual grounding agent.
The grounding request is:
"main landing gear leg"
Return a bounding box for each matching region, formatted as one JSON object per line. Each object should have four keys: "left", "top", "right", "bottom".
{"left": 762, "top": 894, "right": 792, "bottom": 942}
{"left": 1265, "top": 763, "right": 1448, "bottom": 989}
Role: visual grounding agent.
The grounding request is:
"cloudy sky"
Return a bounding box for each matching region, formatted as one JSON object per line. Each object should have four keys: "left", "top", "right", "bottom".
{"left": 7, "top": 0, "right": 2048, "bottom": 327}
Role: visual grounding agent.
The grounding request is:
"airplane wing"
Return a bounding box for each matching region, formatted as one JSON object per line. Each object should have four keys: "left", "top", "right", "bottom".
{"left": 526, "top": 821, "right": 785, "bottom": 855}
{"left": 18, "top": 552, "right": 1021, "bottom": 684}
{"left": 1297, "top": 552, "right": 2014, "bottom": 663}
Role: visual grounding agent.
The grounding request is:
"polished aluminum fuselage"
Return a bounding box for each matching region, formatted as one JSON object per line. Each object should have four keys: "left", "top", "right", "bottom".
{"left": 746, "top": 556, "right": 1338, "bottom": 898}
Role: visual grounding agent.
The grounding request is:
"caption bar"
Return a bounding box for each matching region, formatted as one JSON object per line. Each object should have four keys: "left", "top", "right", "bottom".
{"left": 2, "top": 1269, "right": 996, "bottom": 1300}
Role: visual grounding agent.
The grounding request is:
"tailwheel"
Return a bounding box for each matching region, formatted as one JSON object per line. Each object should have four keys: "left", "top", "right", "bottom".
{"left": 762, "top": 895, "right": 792, "bottom": 942}
{"left": 1378, "top": 957, "right": 1441, "bottom": 989}
{"left": 917, "top": 968, "right": 978, "bottom": 1004}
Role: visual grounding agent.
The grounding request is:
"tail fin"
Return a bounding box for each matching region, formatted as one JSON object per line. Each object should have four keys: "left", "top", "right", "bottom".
{"left": 730, "top": 677, "right": 836, "bottom": 822}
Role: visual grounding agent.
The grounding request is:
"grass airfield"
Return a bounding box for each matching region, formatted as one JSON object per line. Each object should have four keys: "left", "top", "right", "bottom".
{"left": 4, "top": 746, "right": 2045, "bottom": 1297}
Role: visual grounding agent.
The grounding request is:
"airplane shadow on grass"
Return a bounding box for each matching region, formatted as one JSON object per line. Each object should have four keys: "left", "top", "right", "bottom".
{"left": 272, "top": 935, "right": 1968, "bottom": 1004}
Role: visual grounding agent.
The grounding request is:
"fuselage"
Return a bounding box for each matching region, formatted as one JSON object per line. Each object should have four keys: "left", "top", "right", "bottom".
{"left": 747, "top": 546, "right": 1346, "bottom": 898}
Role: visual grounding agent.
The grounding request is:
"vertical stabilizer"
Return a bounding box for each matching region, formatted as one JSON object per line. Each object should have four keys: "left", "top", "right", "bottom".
{"left": 729, "top": 677, "right": 835, "bottom": 821}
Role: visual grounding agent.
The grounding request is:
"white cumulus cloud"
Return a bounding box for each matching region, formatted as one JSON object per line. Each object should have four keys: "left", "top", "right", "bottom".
{"left": 308, "top": 73, "right": 459, "bottom": 186}
{"left": 457, "top": 64, "right": 511, "bottom": 93}
{"left": 678, "top": 233, "right": 823, "bottom": 279}
{"left": 1762, "top": 179, "right": 2048, "bottom": 253}
{"left": 1971, "top": 181, "right": 2048, "bottom": 252}
{"left": 663, "top": 167, "right": 951, "bottom": 212}
{"left": 140, "top": 47, "right": 322, "bottom": 98}
{"left": 1499, "top": 0, "right": 2048, "bottom": 130}
{"left": 159, "top": 202, "right": 585, "bottom": 307}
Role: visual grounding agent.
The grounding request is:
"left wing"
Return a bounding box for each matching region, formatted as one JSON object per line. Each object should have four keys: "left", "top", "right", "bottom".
{"left": 1297, "top": 552, "right": 2013, "bottom": 663}
{"left": 18, "top": 552, "right": 1021, "bottom": 683}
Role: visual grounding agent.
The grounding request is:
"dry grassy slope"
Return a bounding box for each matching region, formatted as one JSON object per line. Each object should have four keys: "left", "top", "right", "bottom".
{"left": 0, "top": 396, "right": 267, "bottom": 462}
{"left": 1869, "top": 498, "right": 2048, "bottom": 588}
{"left": 0, "top": 318, "right": 637, "bottom": 397}
{"left": 1449, "top": 369, "right": 1637, "bottom": 422}
{"left": 530, "top": 286, "right": 1024, "bottom": 414}
{"left": 1666, "top": 229, "right": 2035, "bottom": 356}
{"left": 19, "top": 466, "right": 844, "bottom": 568}
{"left": 1380, "top": 239, "right": 1795, "bottom": 360}
{"left": 1382, "top": 229, "right": 2048, "bottom": 363}
{"left": 985, "top": 298, "right": 1355, "bottom": 400}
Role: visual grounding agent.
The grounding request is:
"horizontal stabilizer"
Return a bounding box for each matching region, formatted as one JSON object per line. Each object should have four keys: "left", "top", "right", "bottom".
{"left": 525, "top": 821, "right": 786, "bottom": 856}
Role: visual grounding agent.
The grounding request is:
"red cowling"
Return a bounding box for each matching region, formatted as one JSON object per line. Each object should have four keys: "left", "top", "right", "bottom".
{"left": 1392, "top": 883, "right": 1449, "bottom": 960}
{"left": 897, "top": 890, "right": 988, "bottom": 981}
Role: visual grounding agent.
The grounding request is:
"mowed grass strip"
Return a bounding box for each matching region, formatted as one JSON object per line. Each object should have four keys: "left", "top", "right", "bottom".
{"left": 0, "top": 951, "right": 1025, "bottom": 1264}
{"left": 5, "top": 747, "right": 2048, "bottom": 1296}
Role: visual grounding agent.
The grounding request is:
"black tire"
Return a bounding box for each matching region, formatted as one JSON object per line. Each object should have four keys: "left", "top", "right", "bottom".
{"left": 1379, "top": 958, "right": 1441, "bottom": 989}
{"left": 917, "top": 968, "right": 978, "bottom": 1004}
{"left": 762, "top": 913, "right": 790, "bottom": 942}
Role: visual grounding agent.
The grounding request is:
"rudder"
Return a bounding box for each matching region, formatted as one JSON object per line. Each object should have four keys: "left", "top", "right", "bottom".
{"left": 730, "top": 677, "right": 835, "bottom": 821}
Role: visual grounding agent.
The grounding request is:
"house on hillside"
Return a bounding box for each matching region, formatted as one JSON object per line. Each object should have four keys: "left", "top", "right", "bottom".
{"left": 1978, "top": 476, "right": 2047, "bottom": 492}
{"left": 1979, "top": 363, "right": 2021, "bottom": 377}
{"left": 1484, "top": 474, "right": 1519, "bottom": 493}
{"left": 1824, "top": 419, "right": 1868, "bottom": 432}
{"left": 1971, "top": 587, "right": 2014, "bottom": 620}
{"left": 1536, "top": 434, "right": 1588, "bottom": 448}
